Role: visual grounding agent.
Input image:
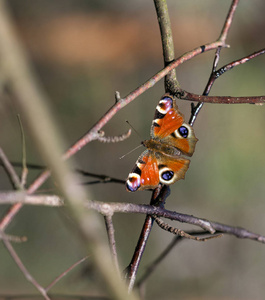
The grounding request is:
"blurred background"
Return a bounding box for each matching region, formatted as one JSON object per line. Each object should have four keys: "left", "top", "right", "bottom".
{"left": 0, "top": 0, "right": 265, "bottom": 299}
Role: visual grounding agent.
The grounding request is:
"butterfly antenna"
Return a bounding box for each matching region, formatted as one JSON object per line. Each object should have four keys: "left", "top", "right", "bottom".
{"left": 119, "top": 144, "right": 143, "bottom": 159}
{"left": 126, "top": 120, "right": 142, "bottom": 140}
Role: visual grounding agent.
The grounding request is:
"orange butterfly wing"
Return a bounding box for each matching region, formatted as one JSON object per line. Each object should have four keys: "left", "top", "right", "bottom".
{"left": 151, "top": 94, "right": 197, "bottom": 156}
{"left": 126, "top": 94, "right": 197, "bottom": 192}
{"left": 126, "top": 150, "right": 190, "bottom": 192}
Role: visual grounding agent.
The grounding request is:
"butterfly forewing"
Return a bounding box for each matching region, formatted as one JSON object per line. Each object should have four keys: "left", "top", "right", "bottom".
{"left": 152, "top": 95, "right": 197, "bottom": 156}
{"left": 152, "top": 96, "right": 184, "bottom": 139}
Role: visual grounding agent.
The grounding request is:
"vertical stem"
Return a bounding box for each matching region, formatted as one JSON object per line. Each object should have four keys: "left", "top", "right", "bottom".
{"left": 126, "top": 186, "right": 170, "bottom": 291}
{"left": 153, "top": 0, "right": 180, "bottom": 93}
{"left": 127, "top": 216, "right": 154, "bottom": 292}
{"left": 104, "top": 215, "right": 120, "bottom": 273}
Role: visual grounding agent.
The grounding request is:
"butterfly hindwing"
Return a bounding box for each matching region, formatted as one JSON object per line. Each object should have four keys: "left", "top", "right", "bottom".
{"left": 126, "top": 150, "right": 190, "bottom": 192}
{"left": 126, "top": 150, "right": 160, "bottom": 192}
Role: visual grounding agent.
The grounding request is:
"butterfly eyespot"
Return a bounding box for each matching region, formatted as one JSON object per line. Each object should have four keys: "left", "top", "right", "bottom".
{"left": 178, "top": 126, "right": 189, "bottom": 138}
{"left": 155, "top": 97, "right": 173, "bottom": 115}
{"left": 126, "top": 173, "right": 141, "bottom": 192}
{"left": 161, "top": 170, "right": 174, "bottom": 181}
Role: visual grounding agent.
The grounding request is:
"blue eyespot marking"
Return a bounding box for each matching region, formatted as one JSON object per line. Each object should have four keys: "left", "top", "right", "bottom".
{"left": 161, "top": 170, "right": 174, "bottom": 181}
{"left": 178, "top": 126, "right": 189, "bottom": 138}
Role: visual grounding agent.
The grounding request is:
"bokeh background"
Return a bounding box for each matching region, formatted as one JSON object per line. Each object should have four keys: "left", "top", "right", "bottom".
{"left": 0, "top": 0, "right": 265, "bottom": 299}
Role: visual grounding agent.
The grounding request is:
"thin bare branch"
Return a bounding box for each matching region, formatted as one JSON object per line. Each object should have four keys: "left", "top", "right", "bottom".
{"left": 189, "top": 0, "right": 240, "bottom": 125}
{"left": 45, "top": 256, "right": 88, "bottom": 292}
{"left": 0, "top": 231, "right": 27, "bottom": 243}
{"left": 179, "top": 89, "right": 265, "bottom": 104}
{"left": 126, "top": 215, "right": 154, "bottom": 293}
{"left": 214, "top": 48, "right": 265, "bottom": 78}
{"left": 218, "top": 0, "right": 240, "bottom": 43}
{"left": 0, "top": 39, "right": 225, "bottom": 233}
{"left": 104, "top": 215, "right": 119, "bottom": 273}
{"left": 1, "top": 188, "right": 263, "bottom": 245}
{"left": 17, "top": 114, "right": 28, "bottom": 187}
{"left": 136, "top": 235, "right": 182, "bottom": 289}
{"left": 86, "top": 200, "right": 265, "bottom": 243}
{"left": 0, "top": 4, "right": 138, "bottom": 299}
{"left": 0, "top": 229, "right": 50, "bottom": 300}
{"left": 136, "top": 229, "right": 224, "bottom": 289}
{"left": 154, "top": 215, "right": 223, "bottom": 241}
{"left": 153, "top": 0, "right": 179, "bottom": 92}
{"left": 0, "top": 203, "right": 23, "bottom": 231}
{"left": 98, "top": 129, "right": 131, "bottom": 143}
{"left": 63, "top": 40, "right": 225, "bottom": 161}
{"left": 0, "top": 191, "right": 63, "bottom": 206}
{"left": 126, "top": 186, "right": 169, "bottom": 292}
{"left": 0, "top": 147, "right": 22, "bottom": 190}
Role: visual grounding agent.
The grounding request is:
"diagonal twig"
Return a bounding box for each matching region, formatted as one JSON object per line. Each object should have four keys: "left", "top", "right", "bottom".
{"left": 0, "top": 147, "right": 22, "bottom": 190}
{"left": 45, "top": 256, "right": 88, "bottom": 292}
{"left": 0, "top": 229, "right": 50, "bottom": 300}
{"left": 189, "top": 0, "right": 240, "bottom": 125}
{"left": 136, "top": 229, "right": 223, "bottom": 288}
{"left": 154, "top": 215, "right": 223, "bottom": 241}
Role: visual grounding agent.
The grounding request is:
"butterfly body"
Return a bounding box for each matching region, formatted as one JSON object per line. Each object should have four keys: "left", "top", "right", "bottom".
{"left": 126, "top": 94, "right": 198, "bottom": 192}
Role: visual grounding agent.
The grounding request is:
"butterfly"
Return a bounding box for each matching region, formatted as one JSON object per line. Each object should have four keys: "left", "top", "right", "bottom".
{"left": 126, "top": 94, "right": 198, "bottom": 192}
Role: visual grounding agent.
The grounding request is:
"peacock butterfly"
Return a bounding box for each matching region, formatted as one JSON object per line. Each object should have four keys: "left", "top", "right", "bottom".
{"left": 126, "top": 94, "right": 198, "bottom": 192}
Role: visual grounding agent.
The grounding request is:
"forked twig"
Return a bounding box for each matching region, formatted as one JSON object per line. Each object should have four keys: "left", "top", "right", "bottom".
{"left": 189, "top": 0, "right": 241, "bottom": 125}
{"left": 154, "top": 215, "right": 223, "bottom": 241}
{"left": 183, "top": 48, "right": 265, "bottom": 107}
{"left": 0, "top": 192, "right": 263, "bottom": 245}
{"left": 86, "top": 200, "right": 265, "bottom": 243}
